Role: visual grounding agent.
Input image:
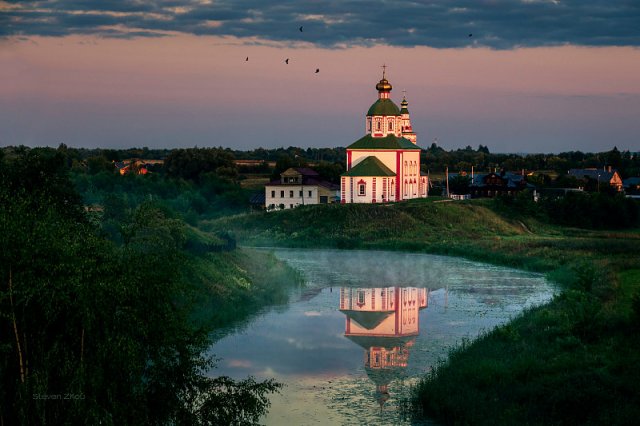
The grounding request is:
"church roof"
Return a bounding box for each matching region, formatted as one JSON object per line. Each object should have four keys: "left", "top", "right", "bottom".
{"left": 367, "top": 98, "right": 401, "bottom": 116}
{"left": 340, "top": 309, "right": 394, "bottom": 329}
{"left": 347, "top": 134, "right": 421, "bottom": 150}
{"left": 342, "top": 156, "right": 396, "bottom": 177}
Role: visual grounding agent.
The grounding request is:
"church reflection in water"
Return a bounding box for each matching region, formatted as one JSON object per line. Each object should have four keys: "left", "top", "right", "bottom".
{"left": 339, "top": 287, "right": 428, "bottom": 408}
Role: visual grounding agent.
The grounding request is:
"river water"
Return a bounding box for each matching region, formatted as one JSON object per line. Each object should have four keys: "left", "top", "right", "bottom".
{"left": 208, "top": 249, "right": 555, "bottom": 425}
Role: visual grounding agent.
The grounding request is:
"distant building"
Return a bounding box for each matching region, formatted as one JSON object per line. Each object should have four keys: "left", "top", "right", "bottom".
{"left": 264, "top": 167, "right": 338, "bottom": 211}
{"left": 341, "top": 68, "right": 428, "bottom": 203}
{"left": 114, "top": 158, "right": 164, "bottom": 175}
{"left": 567, "top": 168, "right": 623, "bottom": 192}
{"left": 469, "top": 172, "right": 534, "bottom": 198}
{"left": 624, "top": 177, "right": 640, "bottom": 194}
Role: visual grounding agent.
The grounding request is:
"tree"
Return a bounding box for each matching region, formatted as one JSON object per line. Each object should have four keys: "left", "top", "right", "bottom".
{"left": 0, "top": 150, "right": 281, "bottom": 425}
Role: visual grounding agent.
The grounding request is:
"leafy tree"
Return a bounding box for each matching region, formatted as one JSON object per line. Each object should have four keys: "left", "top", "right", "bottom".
{"left": 449, "top": 175, "right": 471, "bottom": 195}
{"left": 0, "top": 151, "right": 281, "bottom": 425}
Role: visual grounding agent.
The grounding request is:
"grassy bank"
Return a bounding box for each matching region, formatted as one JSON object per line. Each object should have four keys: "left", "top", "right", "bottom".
{"left": 187, "top": 248, "right": 303, "bottom": 330}
{"left": 205, "top": 198, "right": 640, "bottom": 425}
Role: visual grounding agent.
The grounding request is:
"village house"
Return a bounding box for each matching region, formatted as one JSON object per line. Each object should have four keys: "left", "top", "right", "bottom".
{"left": 469, "top": 171, "right": 535, "bottom": 198}
{"left": 624, "top": 177, "right": 640, "bottom": 194}
{"left": 114, "top": 158, "right": 164, "bottom": 175}
{"left": 567, "top": 168, "right": 623, "bottom": 192}
{"left": 341, "top": 68, "right": 428, "bottom": 203}
{"left": 264, "top": 167, "right": 338, "bottom": 211}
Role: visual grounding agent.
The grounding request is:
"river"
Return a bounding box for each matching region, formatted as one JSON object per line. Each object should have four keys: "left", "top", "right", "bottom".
{"left": 208, "top": 249, "right": 555, "bottom": 425}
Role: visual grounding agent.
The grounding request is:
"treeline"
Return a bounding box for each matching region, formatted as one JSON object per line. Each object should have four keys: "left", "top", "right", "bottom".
{"left": 496, "top": 191, "right": 640, "bottom": 230}
{"left": 422, "top": 144, "right": 640, "bottom": 178}
{"left": 0, "top": 148, "right": 291, "bottom": 424}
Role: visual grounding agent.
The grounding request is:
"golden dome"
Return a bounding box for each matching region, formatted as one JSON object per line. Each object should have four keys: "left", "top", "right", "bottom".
{"left": 376, "top": 78, "right": 392, "bottom": 92}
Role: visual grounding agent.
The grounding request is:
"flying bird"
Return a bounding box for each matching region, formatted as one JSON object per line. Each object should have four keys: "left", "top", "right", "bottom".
{"left": 315, "top": 68, "right": 319, "bottom": 73}
{"left": 285, "top": 58, "right": 289, "bottom": 64}
{"left": 245, "top": 56, "right": 249, "bottom": 61}
{"left": 468, "top": 33, "right": 472, "bottom": 37}
{"left": 299, "top": 26, "right": 303, "bottom": 32}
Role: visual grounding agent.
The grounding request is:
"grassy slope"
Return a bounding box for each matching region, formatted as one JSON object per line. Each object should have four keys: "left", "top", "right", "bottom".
{"left": 204, "top": 198, "right": 640, "bottom": 425}
{"left": 186, "top": 248, "right": 303, "bottom": 330}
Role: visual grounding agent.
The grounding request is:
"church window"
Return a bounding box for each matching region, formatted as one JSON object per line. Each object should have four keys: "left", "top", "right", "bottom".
{"left": 271, "top": 190, "right": 275, "bottom": 198}
{"left": 367, "top": 118, "right": 371, "bottom": 132}
{"left": 388, "top": 121, "right": 393, "bottom": 131}
{"left": 358, "top": 183, "right": 366, "bottom": 196}
{"left": 390, "top": 180, "right": 395, "bottom": 196}
{"left": 376, "top": 120, "right": 381, "bottom": 131}
{"left": 357, "top": 290, "right": 365, "bottom": 306}
{"left": 280, "top": 190, "right": 284, "bottom": 198}
{"left": 404, "top": 180, "right": 408, "bottom": 196}
{"left": 289, "top": 190, "right": 294, "bottom": 197}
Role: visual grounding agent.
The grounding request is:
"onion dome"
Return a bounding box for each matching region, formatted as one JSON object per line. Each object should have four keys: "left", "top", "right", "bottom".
{"left": 376, "top": 78, "right": 392, "bottom": 92}
{"left": 400, "top": 96, "right": 409, "bottom": 114}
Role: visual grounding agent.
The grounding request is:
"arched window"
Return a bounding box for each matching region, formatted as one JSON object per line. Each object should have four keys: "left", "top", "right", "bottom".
{"left": 404, "top": 179, "right": 408, "bottom": 196}
{"left": 367, "top": 118, "right": 371, "bottom": 132}
{"left": 358, "top": 180, "right": 366, "bottom": 196}
{"left": 390, "top": 179, "right": 395, "bottom": 196}
{"left": 388, "top": 121, "right": 393, "bottom": 131}
{"left": 376, "top": 120, "right": 381, "bottom": 131}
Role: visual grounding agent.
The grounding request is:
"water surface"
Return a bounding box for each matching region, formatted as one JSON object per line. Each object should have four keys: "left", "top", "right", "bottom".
{"left": 208, "top": 249, "right": 555, "bottom": 425}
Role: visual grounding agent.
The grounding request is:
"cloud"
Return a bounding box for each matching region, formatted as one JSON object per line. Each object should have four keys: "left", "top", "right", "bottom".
{"left": 2, "top": 0, "right": 640, "bottom": 48}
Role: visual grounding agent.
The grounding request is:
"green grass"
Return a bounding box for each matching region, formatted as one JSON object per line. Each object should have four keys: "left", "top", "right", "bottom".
{"left": 205, "top": 199, "right": 640, "bottom": 425}
{"left": 186, "top": 248, "right": 303, "bottom": 330}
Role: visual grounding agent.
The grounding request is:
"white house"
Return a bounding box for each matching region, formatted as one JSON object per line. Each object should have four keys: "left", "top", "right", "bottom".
{"left": 265, "top": 167, "right": 338, "bottom": 211}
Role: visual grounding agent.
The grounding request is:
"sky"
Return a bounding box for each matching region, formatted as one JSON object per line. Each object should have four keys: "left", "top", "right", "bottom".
{"left": 1, "top": 0, "right": 640, "bottom": 153}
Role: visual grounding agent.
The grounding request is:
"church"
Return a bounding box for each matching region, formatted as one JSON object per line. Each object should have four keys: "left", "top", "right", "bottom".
{"left": 341, "top": 68, "right": 428, "bottom": 203}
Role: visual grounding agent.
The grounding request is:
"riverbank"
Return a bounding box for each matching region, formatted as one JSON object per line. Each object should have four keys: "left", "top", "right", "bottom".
{"left": 205, "top": 198, "right": 640, "bottom": 425}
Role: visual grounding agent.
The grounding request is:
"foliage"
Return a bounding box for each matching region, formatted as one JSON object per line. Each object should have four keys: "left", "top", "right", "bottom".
{"left": 0, "top": 152, "right": 285, "bottom": 425}
{"left": 448, "top": 174, "right": 471, "bottom": 195}
{"left": 164, "top": 147, "right": 237, "bottom": 182}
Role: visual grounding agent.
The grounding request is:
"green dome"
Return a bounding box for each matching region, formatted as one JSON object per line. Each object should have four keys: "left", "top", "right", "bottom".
{"left": 367, "top": 98, "right": 401, "bottom": 116}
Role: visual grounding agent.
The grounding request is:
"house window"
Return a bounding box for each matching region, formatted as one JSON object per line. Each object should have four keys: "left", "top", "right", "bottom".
{"left": 290, "top": 204, "right": 294, "bottom": 208}
{"left": 299, "top": 190, "right": 303, "bottom": 197}
{"left": 271, "top": 190, "right": 275, "bottom": 198}
{"left": 280, "top": 190, "right": 284, "bottom": 197}
{"left": 358, "top": 183, "right": 366, "bottom": 196}
{"left": 308, "top": 190, "right": 312, "bottom": 197}
{"left": 289, "top": 190, "right": 294, "bottom": 198}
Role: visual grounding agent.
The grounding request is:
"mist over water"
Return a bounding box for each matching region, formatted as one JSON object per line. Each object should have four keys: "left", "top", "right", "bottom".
{"left": 208, "top": 249, "right": 555, "bottom": 425}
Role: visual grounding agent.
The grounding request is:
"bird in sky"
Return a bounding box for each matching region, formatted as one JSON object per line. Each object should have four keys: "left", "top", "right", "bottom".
{"left": 285, "top": 58, "right": 289, "bottom": 64}
{"left": 315, "top": 68, "right": 319, "bottom": 73}
{"left": 299, "top": 26, "right": 303, "bottom": 32}
{"left": 468, "top": 33, "right": 473, "bottom": 37}
{"left": 245, "top": 56, "right": 248, "bottom": 61}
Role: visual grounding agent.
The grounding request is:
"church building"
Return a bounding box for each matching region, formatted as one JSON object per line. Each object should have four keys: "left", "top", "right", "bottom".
{"left": 341, "top": 68, "right": 428, "bottom": 203}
